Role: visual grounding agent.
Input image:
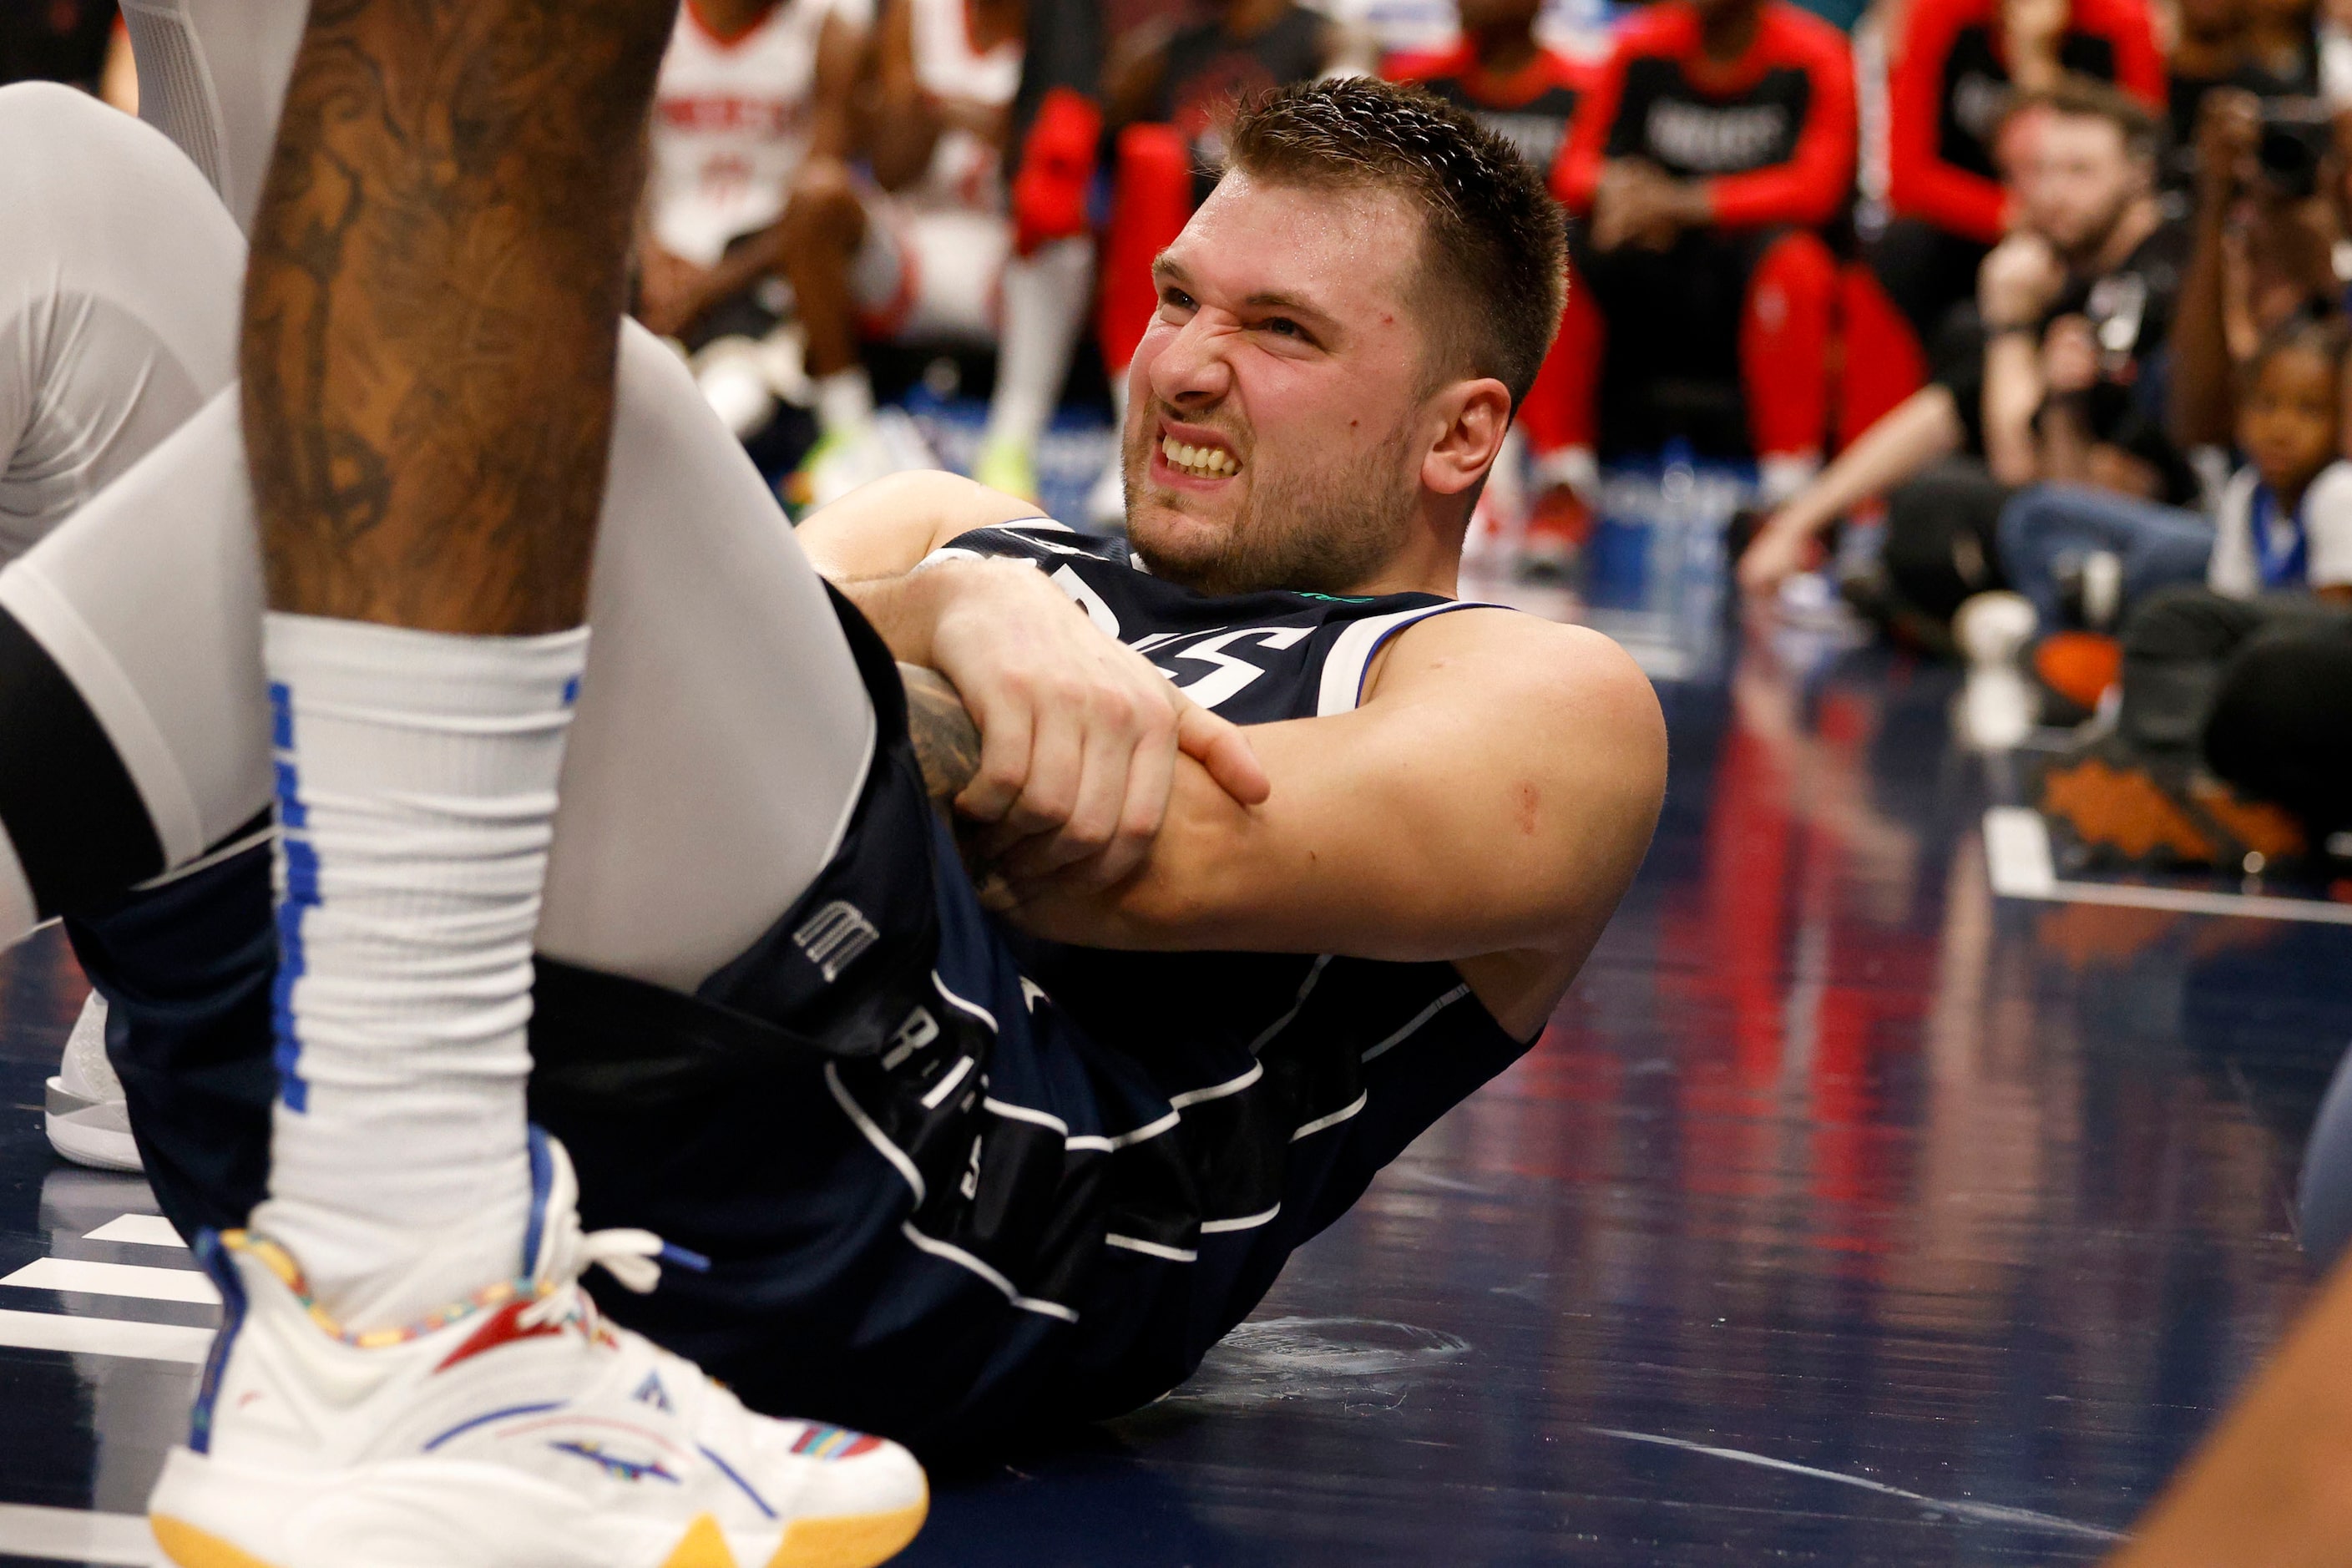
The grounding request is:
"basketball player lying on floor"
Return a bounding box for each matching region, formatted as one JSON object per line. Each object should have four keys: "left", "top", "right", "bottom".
{"left": 7, "top": 70, "right": 1661, "bottom": 1558}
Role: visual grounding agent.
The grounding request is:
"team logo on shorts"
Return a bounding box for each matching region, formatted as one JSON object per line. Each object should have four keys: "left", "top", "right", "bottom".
{"left": 793, "top": 900, "right": 880, "bottom": 983}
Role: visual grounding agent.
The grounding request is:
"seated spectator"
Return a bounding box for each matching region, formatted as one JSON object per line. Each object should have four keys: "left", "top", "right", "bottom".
{"left": 798, "top": 0, "right": 1055, "bottom": 503}
{"left": 1740, "top": 81, "right": 2188, "bottom": 637}
{"left": 2036, "top": 314, "right": 2352, "bottom": 866}
{"left": 1064, "top": 0, "right": 1358, "bottom": 522}
{"left": 635, "top": 0, "right": 871, "bottom": 473}
{"left": 1550, "top": 0, "right": 1858, "bottom": 509}
{"left": 1874, "top": 0, "right": 2162, "bottom": 350}
{"left": 1386, "top": 0, "right": 1598, "bottom": 572}
{"left": 1995, "top": 314, "right": 2346, "bottom": 711}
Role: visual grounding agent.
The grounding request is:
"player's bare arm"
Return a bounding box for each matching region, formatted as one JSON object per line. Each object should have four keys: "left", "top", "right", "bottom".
{"left": 1007, "top": 607, "right": 1665, "bottom": 1038}
{"left": 820, "top": 538, "right": 1271, "bottom": 885}
{"left": 806, "top": 478, "right": 1664, "bottom": 1039}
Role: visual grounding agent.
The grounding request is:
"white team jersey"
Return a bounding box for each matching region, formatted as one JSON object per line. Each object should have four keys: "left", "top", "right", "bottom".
{"left": 649, "top": 0, "right": 871, "bottom": 266}
{"left": 898, "top": 0, "right": 1022, "bottom": 215}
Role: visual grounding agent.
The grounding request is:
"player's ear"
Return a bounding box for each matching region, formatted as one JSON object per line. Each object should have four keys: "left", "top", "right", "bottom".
{"left": 1420, "top": 377, "right": 1514, "bottom": 498}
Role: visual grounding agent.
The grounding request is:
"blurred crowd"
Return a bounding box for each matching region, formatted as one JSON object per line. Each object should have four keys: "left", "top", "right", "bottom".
{"left": 10, "top": 0, "right": 2349, "bottom": 876}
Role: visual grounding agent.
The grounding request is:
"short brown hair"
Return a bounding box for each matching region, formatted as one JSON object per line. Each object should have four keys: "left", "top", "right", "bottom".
{"left": 2000, "top": 75, "right": 2162, "bottom": 165}
{"left": 1225, "top": 77, "right": 1567, "bottom": 407}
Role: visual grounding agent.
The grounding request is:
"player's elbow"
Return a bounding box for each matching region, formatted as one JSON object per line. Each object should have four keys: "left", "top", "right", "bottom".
{"left": 1521, "top": 639, "right": 1667, "bottom": 950}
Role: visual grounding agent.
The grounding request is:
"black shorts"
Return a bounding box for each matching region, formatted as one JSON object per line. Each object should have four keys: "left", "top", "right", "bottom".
{"left": 72, "top": 590, "right": 1532, "bottom": 1453}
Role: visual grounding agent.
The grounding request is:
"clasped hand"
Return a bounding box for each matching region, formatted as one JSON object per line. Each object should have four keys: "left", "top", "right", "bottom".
{"left": 922, "top": 559, "right": 1271, "bottom": 898}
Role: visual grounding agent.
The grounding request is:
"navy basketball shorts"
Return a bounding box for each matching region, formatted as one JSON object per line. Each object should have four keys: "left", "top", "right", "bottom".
{"left": 525, "top": 600, "right": 1532, "bottom": 1450}
{"left": 73, "top": 595, "right": 1531, "bottom": 1453}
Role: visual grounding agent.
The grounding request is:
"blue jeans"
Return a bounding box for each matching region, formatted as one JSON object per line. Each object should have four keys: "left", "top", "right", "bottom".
{"left": 1995, "top": 483, "right": 2214, "bottom": 630}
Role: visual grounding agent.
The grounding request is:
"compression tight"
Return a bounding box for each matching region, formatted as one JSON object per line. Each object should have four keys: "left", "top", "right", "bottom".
{"left": 0, "top": 322, "right": 876, "bottom": 994}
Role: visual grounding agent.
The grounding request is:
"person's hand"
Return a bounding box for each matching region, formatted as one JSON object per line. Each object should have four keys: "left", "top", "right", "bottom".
{"left": 1736, "top": 516, "right": 1819, "bottom": 599}
{"left": 635, "top": 240, "right": 711, "bottom": 341}
{"left": 930, "top": 91, "right": 1007, "bottom": 143}
{"left": 1593, "top": 161, "right": 1701, "bottom": 251}
{"left": 2197, "top": 87, "right": 2263, "bottom": 198}
{"left": 2041, "top": 312, "right": 2099, "bottom": 392}
{"left": 1978, "top": 232, "right": 2066, "bottom": 327}
{"left": 920, "top": 559, "right": 1271, "bottom": 891}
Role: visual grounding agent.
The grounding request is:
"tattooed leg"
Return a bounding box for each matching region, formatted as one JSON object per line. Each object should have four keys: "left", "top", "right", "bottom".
{"left": 244, "top": 0, "right": 677, "bottom": 632}
{"left": 240, "top": 0, "right": 688, "bottom": 1331}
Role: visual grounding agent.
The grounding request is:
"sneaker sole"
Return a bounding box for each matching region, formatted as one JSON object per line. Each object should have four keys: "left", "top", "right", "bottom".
{"left": 44, "top": 1078, "right": 142, "bottom": 1172}
{"left": 149, "top": 1449, "right": 927, "bottom": 1568}
{"left": 151, "top": 1505, "right": 928, "bottom": 1568}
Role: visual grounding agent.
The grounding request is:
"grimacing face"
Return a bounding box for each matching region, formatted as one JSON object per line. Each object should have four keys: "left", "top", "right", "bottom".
{"left": 1120, "top": 171, "right": 1446, "bottom": 597}
{"left": 2018, "top": 113, "right": 2145, "bottom": 260}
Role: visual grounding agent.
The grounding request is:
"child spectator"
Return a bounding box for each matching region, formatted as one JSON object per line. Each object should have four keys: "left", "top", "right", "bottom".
{"left": 637, "top": 0, "right": 872, "bottom": 480}
{"left": 2037, "top": 314, "right": 2352, "bottom": 866}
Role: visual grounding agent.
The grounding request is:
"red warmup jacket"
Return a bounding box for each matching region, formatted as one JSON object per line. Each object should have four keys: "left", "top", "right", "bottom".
{"left": 1887, "top": 0, "right": 2164, "bottom": 242}
{"left": 1385, "top": 42, "right": 1591, "bottom": 184}
{"left": 1554, "top": 0, "right": 1857, "bottom": 231}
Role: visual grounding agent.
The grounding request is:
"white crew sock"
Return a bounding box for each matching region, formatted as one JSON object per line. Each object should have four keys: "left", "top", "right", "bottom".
{"left": 251, "top": 613, "right": 589, "bottom": 1333}
{"left": 984, "top": 237, "right": 1094, "bottom": 452}
{"left": 814, "top": 366, "right": 876, "bottom": 438}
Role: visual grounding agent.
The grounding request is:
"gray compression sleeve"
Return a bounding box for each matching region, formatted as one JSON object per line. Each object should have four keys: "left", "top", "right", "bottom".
{"left": 0, "top": 323, "right": 875, "bottom": 992}
{"left": 120, "top": 0, "right": 304, "bottom": 235}
{"left": 0, "top": 84, "right": 243, "bottom": 562}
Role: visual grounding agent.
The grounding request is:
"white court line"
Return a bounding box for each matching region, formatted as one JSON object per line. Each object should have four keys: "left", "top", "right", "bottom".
{"left": 83, "top": 1215, "right": 185, "bottom": 1249}
{"left": 0, "top": 1257, "right": 218, "bottom": 1305}
{"left": 1985, "top": 807, "right": 2352, "bottom": 927}
{"left": 1587, "top": 1427, "right": 2123, "bottom": 1541}
{"left": 0, "top": 1308, "right": 210, "bottom": 1364}
{"left": 0, "top": 1502, "right": 159, "bottom": 1565}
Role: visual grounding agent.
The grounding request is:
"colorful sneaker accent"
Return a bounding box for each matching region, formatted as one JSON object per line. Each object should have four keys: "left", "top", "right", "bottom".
{"left": 45, "top": 991, "right": 140, "bottom": 1173}
{"left": 147, "top": 1134, "right": 927, "bottom": 1568}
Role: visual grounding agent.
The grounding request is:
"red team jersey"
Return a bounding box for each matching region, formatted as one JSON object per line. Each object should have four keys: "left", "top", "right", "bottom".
{"left": 1554, "top": 0, "right": 1857, "bottom": 230}
{"left": 1387, "top": 43, "right": 1590, "bottom": 183}
{"left": 1887, "top": 0, "right": 2164, "bottom": 242}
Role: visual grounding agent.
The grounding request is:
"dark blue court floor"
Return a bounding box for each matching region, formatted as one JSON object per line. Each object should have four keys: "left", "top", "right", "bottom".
{"left": 6, "top": 606, "right": 2352, "bottom": 1565}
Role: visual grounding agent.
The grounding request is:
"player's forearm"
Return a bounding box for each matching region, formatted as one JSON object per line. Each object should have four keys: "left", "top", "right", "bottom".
{"left": 1008, "top": 699, "right": 1663, "bottom": 964}
{"left": 867, "top": 95, "right": 943, "bottom": 190}
{"left": 2169, "top": 184, "right": 2238, "bottom": 449}
{"left": 1758, "top": 386, "right": 1961, "bottom": 544}
{"left": 799, "top": 469, "right": 1041, "bottom": 583}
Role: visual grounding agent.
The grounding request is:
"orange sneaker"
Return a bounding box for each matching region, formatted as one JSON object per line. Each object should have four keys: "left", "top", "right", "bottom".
{"left": 2032, "top": 631, "right": 2122, "bottom": 716}
{"left": 2037, "top": 741, "right": 2308, "bottom": 872}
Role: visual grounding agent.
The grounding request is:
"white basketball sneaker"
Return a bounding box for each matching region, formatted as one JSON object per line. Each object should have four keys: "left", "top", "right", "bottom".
{"left": 148, "top": 1135, "right": 928, "bottom": 1568}
{"left": 45, "top": 991, "right": 141, "bottom": 1173}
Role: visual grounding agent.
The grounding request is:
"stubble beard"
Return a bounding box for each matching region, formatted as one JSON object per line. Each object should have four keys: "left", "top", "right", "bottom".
{"left": 1120, "top": 407, "right": 1422, "bottom": 598}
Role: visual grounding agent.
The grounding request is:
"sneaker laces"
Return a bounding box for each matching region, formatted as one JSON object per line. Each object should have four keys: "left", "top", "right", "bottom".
{"left": 522, "top": 1135, "right": 708, "bottom": 1328}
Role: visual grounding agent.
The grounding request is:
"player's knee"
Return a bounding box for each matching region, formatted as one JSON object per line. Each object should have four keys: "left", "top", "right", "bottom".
{"left": 781, "top": 181, "right": 862, "bottom": 252}
{"left": 0, "top": 81, "right": 164, "bottom": 210}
